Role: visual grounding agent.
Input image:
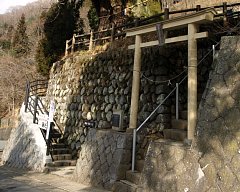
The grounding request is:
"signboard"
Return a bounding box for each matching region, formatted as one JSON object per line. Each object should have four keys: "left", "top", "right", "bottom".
{"left": 38, "top": 114, "right": 48, "bottom": 130}
{"left": 46, "top": 100, "right": 55, "bottom": 140}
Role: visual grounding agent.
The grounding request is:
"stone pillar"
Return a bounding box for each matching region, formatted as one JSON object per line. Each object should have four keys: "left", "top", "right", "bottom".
{"left": 187, "top": 23, "right": 198, "bottom": 141}
{"left": 128, "top": 35, "right": 142, "bottom": 130}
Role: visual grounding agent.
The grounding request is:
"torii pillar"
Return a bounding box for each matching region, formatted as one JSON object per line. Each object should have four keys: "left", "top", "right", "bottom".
{"left": 129, "top": 35, "right": 142, "bottom": 130}
{"left": 188, "top": 23, "right": 198, "bottom": 141}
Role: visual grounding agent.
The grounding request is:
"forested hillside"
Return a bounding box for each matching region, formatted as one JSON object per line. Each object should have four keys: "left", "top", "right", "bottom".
{"left": 0, "top": 0, "right": 56, "bottom": 116}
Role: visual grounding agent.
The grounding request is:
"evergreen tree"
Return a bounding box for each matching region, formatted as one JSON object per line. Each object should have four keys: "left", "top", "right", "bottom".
{"left": 12, "top": 14, "right": 29, "bottom": 57}
{"left": 36, "top": 0, "right": 84, "bottom": 76}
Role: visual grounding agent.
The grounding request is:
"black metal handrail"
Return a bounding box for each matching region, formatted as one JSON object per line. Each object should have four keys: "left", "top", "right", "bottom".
{"left": 24, "top": 79, "right": 62, "bottom": 158}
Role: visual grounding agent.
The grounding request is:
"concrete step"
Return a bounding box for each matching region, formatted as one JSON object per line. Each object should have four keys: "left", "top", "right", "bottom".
{"left": 136, "top": 160, "right": 144, "bottom": 172}
{"left": 126, "top": 170, "right": 142, "bottom": 185}
{"left": 52, "top": 154, "right": 72, "bottom": 161}
{"left": 171, "top": 119, "right": 187, "bottom": 130}
{"left": 53, "top": 160, "right": 77, "bottom": 167}
{"left": 51, "top": 148, "right": 71, "bottom": 155}
{"left": 180, "top": 110, "right": 187, "bottom": 120}
{"left": 163, "top": 129, "right": 187, "bottom": 141}
{"left": 113, "top": 180, "right": 142, "bottom": 192}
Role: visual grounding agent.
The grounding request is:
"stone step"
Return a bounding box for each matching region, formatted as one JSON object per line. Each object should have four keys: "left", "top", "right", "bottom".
{"left": 52, "top": 143, "right": 66, "bottom": 149}
{"left": 136, "top": 160, "right": 144, "bottom": 172}
{"left": 53, "top": 160, "right": 77, "bottom": 167}
{"left": 51, "top": 132, "right": 62, "bottom": 139}
{"left": 126, "top": 170, "right": 142, "bottom": 185}
{"left": 51, "top": 148, "right": 71, "bottom": 155}
{"left": 0, "top": 150, "right": 2, "bottom": 161}
{"left": 180, "top": 110, "right": 187, "bottom": 120}
{"left": 113, "top": 180, "right": 141, "bottom": 192}
{"left": 163, "top": 129, "right": 187, "bottom": 141}
{"left": 52, "top": 154, "right": 72, "bottom": 161}
{"left": 171, "top": 119, "right": 187, "bottom": 130}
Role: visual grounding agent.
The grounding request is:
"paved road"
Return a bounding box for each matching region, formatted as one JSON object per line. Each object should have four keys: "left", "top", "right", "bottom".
{"left": 0, "top": 165, "right": 109, "bottom": 192}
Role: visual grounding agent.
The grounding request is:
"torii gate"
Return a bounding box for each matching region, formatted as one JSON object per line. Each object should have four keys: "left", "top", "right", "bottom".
{"left": 126, "top": 8, "right": 217, "bottom": 141}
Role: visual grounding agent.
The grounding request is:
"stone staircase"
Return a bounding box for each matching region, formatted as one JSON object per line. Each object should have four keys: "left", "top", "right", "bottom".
{"left": 163, "top": 110, "right": 188, "bottom": 141}
{"left": 113, "top": 137, "right": 150, "bottom": 192}
{"left": 46, "top": 128, "right": 77, "bottom": 169}
{"left": 113, "top": 109, "right": 189, "bottom": 191}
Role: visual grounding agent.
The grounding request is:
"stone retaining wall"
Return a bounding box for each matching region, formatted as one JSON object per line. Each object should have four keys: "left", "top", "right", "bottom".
{"left": 1, "top": 104, "right": 47, "bottom": 172}
{"left": 141, "top": 140, "right": 204, "bottom": 191}
{"left": 196, "top": 36, "right": 240, "bottom": 191}
{"left": 46, "top": 45, "right": 212, "bottom": 160}
{"left": 74, "top": 128, "right": 132, "bottom": 190}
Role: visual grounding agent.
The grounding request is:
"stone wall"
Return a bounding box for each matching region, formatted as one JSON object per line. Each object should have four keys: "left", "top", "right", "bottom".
{"left": 141, "top": 140, "right": 204, "bottom": 191}
{"left": 74, "top": 128, "right": 132, "bottom": 190}
{"left": 46, "top": 44, "right": 212, "bottom": 152}
{"left": 46, "top": 47, "right": 177, "bottom": 158}
{"left": 1, "top": 104, "right": 47, "bottom": 172}
{"left": 196, "top": 36, "right": 240, "bottom": 191}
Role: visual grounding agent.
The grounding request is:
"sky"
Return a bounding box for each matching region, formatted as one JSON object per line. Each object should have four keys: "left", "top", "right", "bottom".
{"left": 0, "top": 0, "right": 38, "bottom": 14}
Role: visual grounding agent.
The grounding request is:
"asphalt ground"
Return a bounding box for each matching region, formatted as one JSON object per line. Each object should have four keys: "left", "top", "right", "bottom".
{"left": 0, "top": 165, "right": 109, "bottom": 192}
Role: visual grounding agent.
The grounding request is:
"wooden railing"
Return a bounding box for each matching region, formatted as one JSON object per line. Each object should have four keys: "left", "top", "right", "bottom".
{"left": 65, "top": 2, "right": 240, "bottom": 56}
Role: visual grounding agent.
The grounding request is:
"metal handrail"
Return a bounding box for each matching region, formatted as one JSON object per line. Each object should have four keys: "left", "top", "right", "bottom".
{"left": 131, "top": 75, "right": 187, "bottom": 171}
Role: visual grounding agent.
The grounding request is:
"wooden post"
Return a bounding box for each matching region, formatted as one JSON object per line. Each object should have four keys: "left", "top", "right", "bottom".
{"left": 65, "top": 40, "right": 69, "bottom": 56}
{"left": 25, "top": 81, "right": 29, "bottom": 112}
{"left": 134, "top": 18, "right": 140, "bottom": 27}
{"left": 223, "top": 2, "right": 228, "bottom": 27}
{"left": 129, "top": 35, "right": 142, "bottom": 130}
{"left": 89, "top": 30, "right": 94, "bottom": 51}
{"left": 196, "top": 5, "right": 201, "bottom": 12}
{"left": 71, "top": 34, "right": 76, "bottom": 53}
{"left": 33, "top": 95, "right": 38, "bottom": 124}
{"left": 164, "top": 8, "right": 169, "bottom": 20}
{"left": 111, "top": 24, "right": 115, "bottom": 42}
{"left": 188, "top": 23, "right": 198, "bottom": 141}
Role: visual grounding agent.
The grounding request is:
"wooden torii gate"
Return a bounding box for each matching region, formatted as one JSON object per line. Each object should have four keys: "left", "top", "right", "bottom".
{"left": 126, "top": 8, "right": 217, "bottom": 141}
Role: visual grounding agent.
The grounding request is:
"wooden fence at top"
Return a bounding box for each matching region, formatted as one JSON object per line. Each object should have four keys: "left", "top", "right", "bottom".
{"left": 65, "top": 2, "right": 240, "bottom": 56}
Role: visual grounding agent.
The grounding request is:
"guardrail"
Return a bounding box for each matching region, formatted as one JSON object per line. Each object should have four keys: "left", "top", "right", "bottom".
{"left": 65, "top": 2, "right": 240, "bottom": 56}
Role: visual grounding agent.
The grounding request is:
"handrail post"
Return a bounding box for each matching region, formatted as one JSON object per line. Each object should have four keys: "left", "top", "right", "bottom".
{"left": 134, "top": 18, "right": 140, "bottom": 27}
{"left": 223, "top": 2, "right": 228, "bottom": 27}
{"left": 33, "top": 95, "right": 38, "bottom": 124}
{"left": 71, "top": 34, "right": 76, "bottom": 53}
{"left": 131, "top": 129, "right": 137, "bottom": 172}
{"left": 196, "top": 5, "right": 201, "bottom": 12}
{"left": 25, "top": 81, "right": 29, "bottom": 112}
{"left": 176, "top": 83, "right": 179, "bottom": 120}
{"left": 164, "top": 8, "right": 169, "bottom": 20}
{"left": 111, "top": 23, "right": 115, "bottom": 42}
{"left": 65, "top": 40, "right": 69, "bottom": 56}
{"left": 89, "top": 30, "right": 93, "bottom": 51}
